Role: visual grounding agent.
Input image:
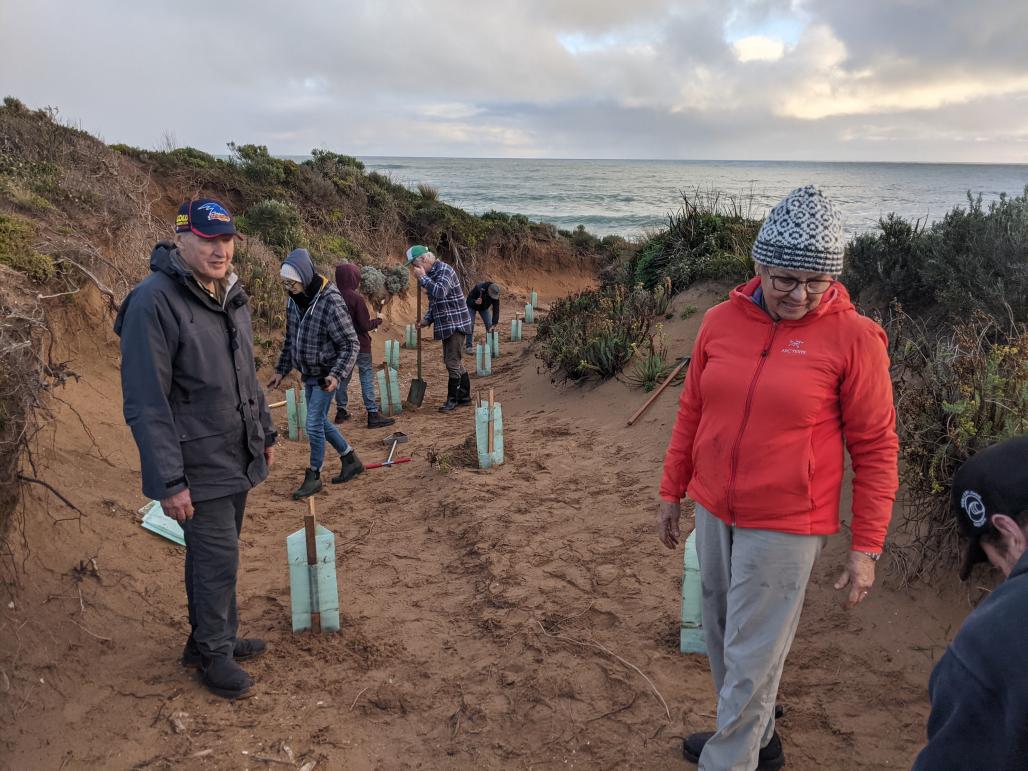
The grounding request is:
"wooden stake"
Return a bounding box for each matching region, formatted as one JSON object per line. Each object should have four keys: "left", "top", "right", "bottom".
{"left": 626, "top": 357, "right": 691, "bottom": 426}
{"left": 304, "top": 497, "right": 321, "bottom": 634}
{"left": 487, "top": 388, "right": 495, "bottom": 454}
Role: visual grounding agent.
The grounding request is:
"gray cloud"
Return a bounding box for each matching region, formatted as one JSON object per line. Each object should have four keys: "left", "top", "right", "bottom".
{"left": 1, "top": 0, "right": 1026, "bottom": 161}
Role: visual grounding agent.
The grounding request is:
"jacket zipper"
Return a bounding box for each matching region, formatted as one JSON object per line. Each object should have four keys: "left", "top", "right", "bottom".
{"left": 727, "top": 322, "right": 778, "bottom": 523}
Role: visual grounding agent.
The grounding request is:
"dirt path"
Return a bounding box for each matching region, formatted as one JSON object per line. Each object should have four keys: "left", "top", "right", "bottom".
{"left": 1, "top": 283, "right": 973, "bottom": 770}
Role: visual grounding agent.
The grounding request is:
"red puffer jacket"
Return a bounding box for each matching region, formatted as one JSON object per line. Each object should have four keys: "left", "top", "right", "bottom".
{"left": 659, "top": 278, "right": 899, "bottom": 551}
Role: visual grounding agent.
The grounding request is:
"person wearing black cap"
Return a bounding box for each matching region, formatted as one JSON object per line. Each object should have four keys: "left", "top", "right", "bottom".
{"left": 912, "top": 434, "right": 1028, "bottom": 770}
{"left": 115, "top": 199, "right": 277, "bottom": 699}
{"left": 464, "top": 281, "right": 501, "bottom": 354}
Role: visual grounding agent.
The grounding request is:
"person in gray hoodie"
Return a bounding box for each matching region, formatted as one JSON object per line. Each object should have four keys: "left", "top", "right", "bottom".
{"left": 115, "top": 198, "right": 276, "bottom": 700}
{"left": 267, "top": 248, "right": 363, "bottom": 498}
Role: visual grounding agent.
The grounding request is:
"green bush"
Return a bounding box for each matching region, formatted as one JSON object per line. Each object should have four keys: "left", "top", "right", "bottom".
{"left": 0, "top": 213, "right": 54, "bottom": 282}
{"left": 228, "top": 142, "right": 288, "bottom": 187}
{"left": 360, "top": 265, "right": 386, "bottom": 296}
{"left": 844, "top": 190, "right": 1028, "bottom": 325}
{"left": 626, "top": 331, "right": 673, "bottom": 391}
{"left": 238, "top": 199, "right": 305, "bottom": 254}
{"left": 383, "top": 265, "right": 409, "bottom": 295}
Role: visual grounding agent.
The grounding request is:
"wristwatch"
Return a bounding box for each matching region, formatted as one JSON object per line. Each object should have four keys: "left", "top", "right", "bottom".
{"left": 858, "top": 550, "right": 881, "bottom": 562}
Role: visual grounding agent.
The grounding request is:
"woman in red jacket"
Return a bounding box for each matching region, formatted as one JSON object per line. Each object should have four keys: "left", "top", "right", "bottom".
{"left": 657, "top": 186, "right": 899, "bottom": 771}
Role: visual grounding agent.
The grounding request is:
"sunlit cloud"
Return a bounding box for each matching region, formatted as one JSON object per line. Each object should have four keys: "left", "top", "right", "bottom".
{"left": 732, "top": 35, "right": 786, "bottom": 62}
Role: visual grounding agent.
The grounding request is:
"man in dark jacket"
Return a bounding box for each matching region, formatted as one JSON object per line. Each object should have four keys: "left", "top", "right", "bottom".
{"left": 267, "top": 249, "right": 363, "bottom": 498}
{"left": 464, "top": 280, "right": 501, "bottom": 354}
{"left": 406, "top": 245, "right": 473, "bottom": 412}
{"left": 115, "top": 198, "right": 276, "bottom": 700}
{"left": 332, "top": 263, "right": 395, "bottom": 429}
{"left": 913, "top": 435, "right": 1028, "bottom": 770}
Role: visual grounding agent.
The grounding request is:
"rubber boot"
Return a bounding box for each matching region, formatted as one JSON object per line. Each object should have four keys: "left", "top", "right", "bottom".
{"left": 291, "top": 467, "right": 322, "bottom": 500}
{"left": 367, "top": 411, "right": 395, "bottom": 429}
{"left": 439, "top": 377, "right": 460, "bottom": 412}
{"left": 333, "top": 407, "right": 350, "bottom": 424}
{"left": 182, "top": 635, "right": 267, "bottom": 668}
{"left": 200, "top": 655, "right": 254, "bottom": 700}
{"left": 682, "top": 730, "right": 784, "bottom": 769}
{"left": 457, "top": 372, "right": 472, "bottom": 405}
{"left": 331, "top": 450, "right": 364, "bottom": 483}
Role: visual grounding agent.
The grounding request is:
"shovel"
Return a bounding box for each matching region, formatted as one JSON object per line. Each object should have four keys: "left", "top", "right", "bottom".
{"left": 406, "top": 285, "right": 428, "bottom": 407}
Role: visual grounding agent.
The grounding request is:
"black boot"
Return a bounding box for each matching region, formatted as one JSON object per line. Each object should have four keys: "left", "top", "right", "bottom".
{"left": 439, "top": 377, "right": 460, "bottom": 412}
{"left": 682, "top": 730, "right": 784, "bottom": 770}
{"left": 333, "top": 407, "right": 350, "bottom": 424}
{"left": 291, "top": 468, "right": 322, "bottom": 500}
{"left": 367, "top": 411, "right": 395, "bottom": 429}
{"left": 182, "top": 635, "right": 268, "bottom": 668}
{"left": 200, "top": 655, "right": 254, "bottom": 699}
{"left": 331, "top": 450, "right": 364, "bottom": 483}
{"left": 457, "top": 372, "right": 472, "bottom": 405}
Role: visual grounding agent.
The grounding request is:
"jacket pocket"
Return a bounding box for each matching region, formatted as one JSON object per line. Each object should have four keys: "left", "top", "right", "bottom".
{"left": 174, "top": 408, "right": 243, "bottom": 483}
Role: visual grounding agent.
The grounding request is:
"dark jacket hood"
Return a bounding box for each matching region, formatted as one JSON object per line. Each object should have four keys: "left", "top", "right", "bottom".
{"left": 284, "top": 248, "right": 316, "bottom": 286}
{"left": 335, "top": 262, "right": 361, "bottom": 292}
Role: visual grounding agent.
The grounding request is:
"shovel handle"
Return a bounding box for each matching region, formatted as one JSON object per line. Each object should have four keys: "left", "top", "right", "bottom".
{"left": 626, "top": 356, "right": 691, "bottom": 426}
{"left": 365, "top": 457, "right": 413, "bottom": 470}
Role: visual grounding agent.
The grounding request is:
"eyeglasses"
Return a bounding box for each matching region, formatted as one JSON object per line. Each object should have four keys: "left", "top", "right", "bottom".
{"left": 766, "top": 272, "right": 834, "bottom": 295}
{"left": 280, "top": 279, "right": 302, "bottom": 291}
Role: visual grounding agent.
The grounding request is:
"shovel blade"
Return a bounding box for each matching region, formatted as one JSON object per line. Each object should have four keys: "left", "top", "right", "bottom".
{"left": 407, "top": 378, "right": 427, "bottom": 407}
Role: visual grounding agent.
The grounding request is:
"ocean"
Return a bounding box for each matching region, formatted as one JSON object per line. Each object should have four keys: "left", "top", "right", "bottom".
{"left": 355, "top": 157, "right": 1028, "bottom": 238}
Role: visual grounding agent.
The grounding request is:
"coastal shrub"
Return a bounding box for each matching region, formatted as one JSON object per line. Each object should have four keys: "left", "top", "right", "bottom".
{"left": 0, "top": 213, "right": 54, "bottom": 282}
{"left": 234, "top": 240, "right": 285, "bottom": 329}
{"left": 238, "top": 199, "right": 305, "bottom": 254}
{"left": 633, "top": 191, "right": 758, "bottom": 292}
{"left": 844, "top": 190, "right": 1028, "bottom": 325}
{"left": 537, "top": 285, "right": 660, "bottom": 381}
{"left": 417, "top": 182, "right": 439, "bottom": 201}
{"left": 383, "top": 264, "right": 409, "bottom": 295}
{"left": 886, "top": 308, "right": 1027, "bottom": 582}
{"left": 228, "top": 142, "right": 288, "bottom": 188}
{"left": 627, "top": 331, "right": 674, "bottom": 391}
{"left": 360, "top": 265, "right": 386, "bottom": 297}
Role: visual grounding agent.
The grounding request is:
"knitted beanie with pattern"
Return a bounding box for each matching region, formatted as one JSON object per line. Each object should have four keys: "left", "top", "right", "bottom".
{"left": 751, "top": 185, "right": 845, "bottom": 275}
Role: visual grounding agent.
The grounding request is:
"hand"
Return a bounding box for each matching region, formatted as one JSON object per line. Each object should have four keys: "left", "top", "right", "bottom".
{"left": 656, "top": 500, "right": 682, "bottom": 549}
{"left": 161, "top": 488, "right": 194, "bottom": 523}
{"left": 322, "top": 375, "right": 338, "bottom": 393}
{"left": 416, "top": 320, "right": 427, "bottom": 329}
{"left": 486, "top": 326, "right": 495, "bottom": 333}
{"left": 834, "top": 551, "right": 877, "bottom": 609}
{"left": 264, "top": 445, "right": 275, "bottom": 468}
{"left": 413, "top": 265, "right": 426, "bottom": 279}
{"left": 267, "top": 373, "right": 283, "bottom": 390}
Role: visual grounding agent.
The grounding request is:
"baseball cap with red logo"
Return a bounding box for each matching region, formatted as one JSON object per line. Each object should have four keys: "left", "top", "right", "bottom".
{"left": 174, "top": 198, "right": 240, "bottom": 239}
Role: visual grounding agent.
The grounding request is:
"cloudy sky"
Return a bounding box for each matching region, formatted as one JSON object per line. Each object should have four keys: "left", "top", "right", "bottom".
{"left": 2, "top": 0, "right": 1027, "bottom": 162}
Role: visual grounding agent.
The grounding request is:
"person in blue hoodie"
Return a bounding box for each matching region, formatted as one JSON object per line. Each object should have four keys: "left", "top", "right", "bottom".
{"left": 267, "top": 249, "right": 363, "bottom": 498}
{"left": 912, "top": 435, "right": 1028, "bottom": 771}
{"left": 115, "top": 198, "right": 276, "bottom": 700}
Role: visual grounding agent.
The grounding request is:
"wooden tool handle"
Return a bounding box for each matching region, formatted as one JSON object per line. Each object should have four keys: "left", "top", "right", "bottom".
{"left": 626, "top": 357, "right": 691, "bottom": 426}
{"left": 487, "top": 388, "right": 495, "bottom": 454}
{"left": 416, "top": 284, "right": 423, "bottom": 378}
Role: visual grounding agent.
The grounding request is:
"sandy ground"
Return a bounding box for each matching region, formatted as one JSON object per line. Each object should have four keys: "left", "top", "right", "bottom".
{"left": 0, "top": 277, "right": 980, "bottom": 770}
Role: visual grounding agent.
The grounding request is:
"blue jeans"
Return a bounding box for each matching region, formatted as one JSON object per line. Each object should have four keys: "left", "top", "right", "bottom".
{"left": 304, "top": 379, "right": 351, "bottom": 469}
{"left": 334, "top": 352, "right": 378, "bottom": 413}
{"left": 465, "top": 307, "right": 492, "bottom": 348}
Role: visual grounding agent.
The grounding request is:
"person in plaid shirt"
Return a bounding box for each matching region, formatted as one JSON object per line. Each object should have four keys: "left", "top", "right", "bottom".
{"left": 406, "top": 245, "right": 473, "bottom": 412}
{"left": 268, "top": 248, "right": 364, "bottom": 497}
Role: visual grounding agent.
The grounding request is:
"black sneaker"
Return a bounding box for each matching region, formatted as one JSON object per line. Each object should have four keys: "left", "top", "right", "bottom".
{"left": 333, "top": 407, "right": 350, "bottom": 424}
{"left": 682, "top": 730, "right": 784, "bottom": 770}
{"left": 182, "top": 637, "right": 267, "bottom": 668}
{"left": 291, "top": 468, "right": 322, "bottom": 499}
{"left": 200, "top": 656, "right": 254, "bottom": 700}
{"left": 366, "top": 412, "right": 395, "bottom": 429}
{"left": 331, "top": 450, "right": 364, "bottom": 483}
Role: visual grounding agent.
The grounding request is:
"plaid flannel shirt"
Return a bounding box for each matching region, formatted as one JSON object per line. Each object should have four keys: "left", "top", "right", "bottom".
{"left": 275, "top": 279, "right": 359, "bottom": 380}
{"left": 420, "top": 260, "right": 472, "bottom": 340}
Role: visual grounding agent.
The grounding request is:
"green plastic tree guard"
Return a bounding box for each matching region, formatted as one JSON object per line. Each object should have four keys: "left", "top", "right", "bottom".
{"left": 475, "top": 401, "right": 504, "bottom": 469}
{"left": 524, "top": 303, "right": 535, "bottom": 324}
{"left": 299, "top": 387, "right": 308, "bottom": 430}
{"left": 139, "top": 500, "right": 185, "bottom": 547}
{"left": 680, "top": 530, "right": 707, "bottom": 655}
{"left": 530, "top": 290, "right": 538, "bottom": 307}
{"left": 286, "top": 387, "right": 299, "bottom": 441}
{"left": 384, "top": 339, "right": 400, "bottom": 370}
{"left": 511, "top": 319, "right": 523, "bottom": 342}
{"left": 376, "top": 366, "right": 402, "bottom": 415}
{"left": 286, "top": 523, "right": 340, "bottom": 632}
{"left": 404, "top": 324, "right": 417, "bottom": 348}
{"left": 476, "top": 342, "right": 492, "bottom": 376}
{"left": 489, "top": 330, "right": 500, "bottom": 357}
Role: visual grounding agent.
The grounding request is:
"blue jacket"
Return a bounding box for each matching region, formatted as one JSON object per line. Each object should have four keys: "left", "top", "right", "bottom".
{"left": 114, "top": 243, "right": 276, "bottom": 502}
{"left": 913, "top": 551, "right": 1028, "bottom": 770}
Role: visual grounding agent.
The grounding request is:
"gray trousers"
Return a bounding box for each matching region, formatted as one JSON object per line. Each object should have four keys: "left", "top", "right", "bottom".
{"left": 181, "top": 491, "right": 248, "bottom": 659}
{"left": 442, "top": 332, "right": 467, "bottom": 379}
{"left": 695, "top": 503, "right": 824, "bottom": 771}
